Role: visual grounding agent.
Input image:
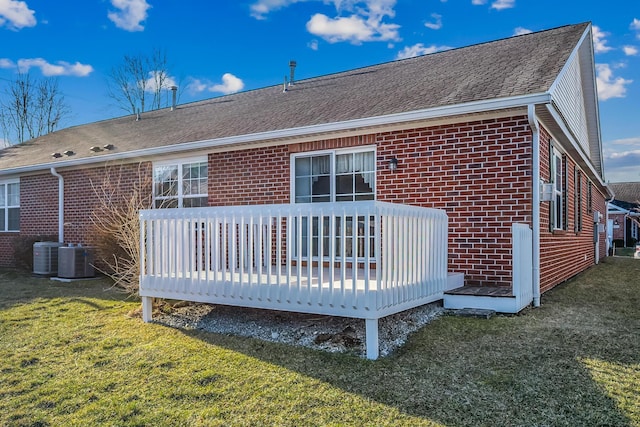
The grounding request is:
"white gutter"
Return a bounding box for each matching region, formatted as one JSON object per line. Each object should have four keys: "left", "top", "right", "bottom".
{"left": 0, "top": 92, "right": 552, "bottom": 177}
{"left": 50, "top": 168, "right": 64, "bottom": 243}
{"left": 527, "top": 104, "right": 541, "bottom": 307}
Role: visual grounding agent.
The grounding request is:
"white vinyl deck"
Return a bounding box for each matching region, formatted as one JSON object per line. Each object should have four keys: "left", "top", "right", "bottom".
{"left": 140, "top": 201, "right": 450, "bottom": 359}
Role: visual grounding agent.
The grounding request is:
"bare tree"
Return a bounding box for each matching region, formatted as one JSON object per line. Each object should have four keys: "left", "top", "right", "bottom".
{"left": 0, "top": 73, "right": 69, "bottom": 145}
{"left": 107, "top": 48, "right": 175, "bottom": 115}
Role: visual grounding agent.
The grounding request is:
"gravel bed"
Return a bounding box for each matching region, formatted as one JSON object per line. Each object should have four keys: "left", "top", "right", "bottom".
{"left": 153, "top": 301, "right": 444, "bottom": 358}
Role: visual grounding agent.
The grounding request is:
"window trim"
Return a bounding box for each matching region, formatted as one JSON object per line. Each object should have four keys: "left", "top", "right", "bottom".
{"left": 574, "top": 166, "right": 582, "bottom": 233}
{"left": 290, "top": 145, "right": 377, "bottom": 204}
{"left": 550, "top": 145, "right": 565, "bottom": 231}
{"left": 152, "top": 156, "right": 208, "bottom": 208}
{"left": 0, "top": 178, "right": 20, "bottom": 232}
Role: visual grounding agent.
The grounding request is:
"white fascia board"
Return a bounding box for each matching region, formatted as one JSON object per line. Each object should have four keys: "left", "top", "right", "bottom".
{"left": 0, "top": 92, "right": 551, "bottom": 177}
{"left": 544, "top": 103, "right": 608, "bottom": 190}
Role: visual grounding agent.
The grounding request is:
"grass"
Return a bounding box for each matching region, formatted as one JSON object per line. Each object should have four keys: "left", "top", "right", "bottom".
{"left": 1, "top": 258, "right": 639, "bottom": 426}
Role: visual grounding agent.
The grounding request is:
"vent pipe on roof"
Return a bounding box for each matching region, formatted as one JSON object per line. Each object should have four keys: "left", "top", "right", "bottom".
{"left": 289, "top": 60, "right": 297, "bottom": 86}
{"left": 170, "top": 86, "right": 178, "bottom": 111}
{"left": 283, "top": 76, "right": 288, "bottom": 93}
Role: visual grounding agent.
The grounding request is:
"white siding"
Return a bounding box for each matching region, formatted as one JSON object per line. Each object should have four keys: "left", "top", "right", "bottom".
{"left": 552, "top": 52, "right": 590, "bottom": 156}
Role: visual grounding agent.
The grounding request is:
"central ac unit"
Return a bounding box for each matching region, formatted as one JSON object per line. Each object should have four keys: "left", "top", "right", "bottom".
{"left": 33, "top": 242, "right": 64, "bottom": 276}
{"left": 58, "top": 246, "right": 95, "bottom": 279}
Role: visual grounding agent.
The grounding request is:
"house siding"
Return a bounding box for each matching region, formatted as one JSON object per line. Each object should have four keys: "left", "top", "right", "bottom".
{"left": 203, "top": 116, "right": 532, "bottom": 287}
{"left": 0, "top": 115, "right": 607, "bottom": 295}
{"left": 538, "top": 126, "right": 607, "bottom": 293}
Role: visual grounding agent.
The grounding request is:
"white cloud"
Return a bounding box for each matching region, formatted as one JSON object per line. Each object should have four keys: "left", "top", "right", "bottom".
{"left": 0, "top": 0, "right": 36, "bottom": 30}
{"left": 188, "top": 73, "right": 245, "bottom": 95}
{"left": 603, "top": 137, "right": 640, "bottom": 182}
{"left": 471, "top": 0, "right": 487, "bottom": 4}
{"left": 596, "top": 63, "right": 632, "bottom": 101}
{"left": 623, "top": 45, "right": 638, "bottom": 56}
{"left": 308, "top": 39, "right": 319, "bottom": 50}
{"left": 14, "top": 58, "right": 93, "bottom": 76}
{"left": 144, "top": 71, "right": 177, "bottom": 92}
{"left": 631, "top": 18, "right": 640, "bottom": 32}
{"left": 108, "top": 0, "right": 150, "bottom": 32}
{"left": 396, "top": 43, "right": 451, "bottom": 60}
{"left": 491, "top": 0, "right": 514, "bottom": 10}
{"left": 513, "top": 27, "right": 531, "bottom": 36}
{"left": 424, "top": 13, "right": 442, "bottom": 30}
{"left": 251, "top": 0, "right": 401, "bottom": 44}
{"left": 0, "top": 58, "right": 15, "bottom": 68}
{"left": 592, "top": 26, "right": 613, "bottom": 53}
{"left": 250, "top": 0, "right": 307, "bottom": 19}
{"left": 306, "top": 12, "right": 399, "bottom": 43}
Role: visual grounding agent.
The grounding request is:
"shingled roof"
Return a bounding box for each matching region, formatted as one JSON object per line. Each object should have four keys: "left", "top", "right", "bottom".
{"left": 610, "top": 182, "right": 640, "bottom": 208}
{"left": 0, "top": 22, "right": 590, "bottom": 173}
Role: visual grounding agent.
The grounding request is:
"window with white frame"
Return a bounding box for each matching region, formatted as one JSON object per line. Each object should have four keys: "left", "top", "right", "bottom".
{"left": 551, "top": 146, "right": 565, "bottom": 230}
{"left": 153, "top": 158, "right": 208, "bottom": 208}
{"left": 292, "top": 148, "right": 376, "bottom": 260}
{"left": 0, "top": 179, "right": 20, "bottom": 232}
{"left": 293, "top": 148, "right": 375, "bottom": 203}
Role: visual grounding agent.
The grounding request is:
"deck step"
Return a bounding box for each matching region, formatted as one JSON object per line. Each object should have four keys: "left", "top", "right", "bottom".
{"left": 443, "top": 286, "right": 521, "bottom": 314}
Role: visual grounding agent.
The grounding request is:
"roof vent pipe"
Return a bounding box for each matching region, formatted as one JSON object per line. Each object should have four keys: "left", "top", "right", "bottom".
{"left": 289, "top": 60, "right": 297, "bottom": 86}
{"left": 170, "top": 86, "right": 178, "bottom": 111}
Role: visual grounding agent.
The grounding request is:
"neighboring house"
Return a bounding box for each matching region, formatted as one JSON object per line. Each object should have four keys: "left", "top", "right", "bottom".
{"left": 607, "top": 182, "right": 640, "bottom": 248}
{"left": 0, "top": 23, "right": 612, "bottom": 323}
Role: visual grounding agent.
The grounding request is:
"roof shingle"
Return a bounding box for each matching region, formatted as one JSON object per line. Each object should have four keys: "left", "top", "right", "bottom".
{"left": 0, "top": 22, "right": 589, "bottom": 171}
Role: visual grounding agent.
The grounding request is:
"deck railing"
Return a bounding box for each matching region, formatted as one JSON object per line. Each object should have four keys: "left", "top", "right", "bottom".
{"left": 139, "top": 201, "right": 448, "bottom": 359}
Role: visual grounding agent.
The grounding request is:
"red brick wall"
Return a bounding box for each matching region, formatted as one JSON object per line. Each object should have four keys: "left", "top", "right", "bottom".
{"left": 0, "top": 174, "right": 59, "bottom": 266}
{"left": 538, "top": 126, "right": 607, "bottom": 293}
{"left": 208, "top": 146, "right": 290, "bottom": 206}
{"left": 0, "top": 115, "right": 608, "bottom": 293}
{"left": 61, "top": 163, "right": 152, "bottom": 244}
{"left": 376, "top": 116, "right": 532, "bottom": 287}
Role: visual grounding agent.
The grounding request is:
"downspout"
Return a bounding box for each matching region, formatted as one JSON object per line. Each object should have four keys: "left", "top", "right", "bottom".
{"left": 527, "top": 104, "right": 541, "bottom": 307}
{"left": 50, "top": 168, "right": 64, "bottom": 243}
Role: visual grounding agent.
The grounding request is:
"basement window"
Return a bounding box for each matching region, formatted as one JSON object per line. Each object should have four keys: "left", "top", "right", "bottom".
{"left": 153, "top": 157, "right": 208, "bottom": 208}
{"left": 0, "top": 179, "right": 20, "bottom": 232}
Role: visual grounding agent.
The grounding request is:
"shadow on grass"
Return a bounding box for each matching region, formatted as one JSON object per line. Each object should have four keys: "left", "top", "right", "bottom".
{"left": 168, "top": 257, "right": 639, "bottom": 426}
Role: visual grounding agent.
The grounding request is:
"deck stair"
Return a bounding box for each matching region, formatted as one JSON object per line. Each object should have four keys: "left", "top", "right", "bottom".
{"left": 444, "top": 286, "right": 522, "bottom": 314}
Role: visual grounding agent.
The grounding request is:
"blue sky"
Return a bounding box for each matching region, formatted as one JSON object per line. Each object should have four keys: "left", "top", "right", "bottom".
{"left": 0, "top": 0, "right": 638, "bottom": 182}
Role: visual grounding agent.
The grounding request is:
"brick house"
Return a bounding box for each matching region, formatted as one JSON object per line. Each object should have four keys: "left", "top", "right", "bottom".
{"left": 0, "top": 22, "right": 612, "bottom": 320}
{"left": 607, "top": 182, "right": 640, "bottom": 249}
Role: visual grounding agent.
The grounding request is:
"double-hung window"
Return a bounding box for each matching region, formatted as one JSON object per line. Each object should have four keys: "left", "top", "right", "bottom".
{"left": 550, "top": 146, "right": 565, "bottom": 230}
{"left": 0, "top": 179, "right": 20, "bottom": 232}
{"left": 292, "top": 148, "right": 376, "bottom": 260}
{"left": 153, "top": 157, "right": 208, "bottom": 208}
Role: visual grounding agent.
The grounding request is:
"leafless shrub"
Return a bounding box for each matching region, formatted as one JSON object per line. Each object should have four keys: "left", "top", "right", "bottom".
{"left": 89, "top": 163, "right": 151, "bottom": 295}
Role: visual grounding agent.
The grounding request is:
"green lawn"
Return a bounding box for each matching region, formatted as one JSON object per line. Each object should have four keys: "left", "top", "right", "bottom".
{"left": 1, "top": 258, "right": 639, "bottom": 426}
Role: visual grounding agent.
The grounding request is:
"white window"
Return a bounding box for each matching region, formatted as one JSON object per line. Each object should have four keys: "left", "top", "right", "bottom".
{"left": 291, "top": 148, "right": 376, "bottom": 260}
{"left": 153, "top": 157, "right": 208, "bottom": 208}
{"left": 0, "top": 179, "right": 20, "bottom": 232}
{"left": 292, "top": 148, "right": 375, "bottom": 203}
{"left": 551, "top": 146, "right": 565, "bottom": 230}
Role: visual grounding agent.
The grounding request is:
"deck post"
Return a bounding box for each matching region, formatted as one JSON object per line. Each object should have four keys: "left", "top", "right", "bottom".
{"left": 365, "top": 318, "right": 379, "bottom": 360}
{"left": 142, "top": 297, "right": 153, "bottom": 322}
